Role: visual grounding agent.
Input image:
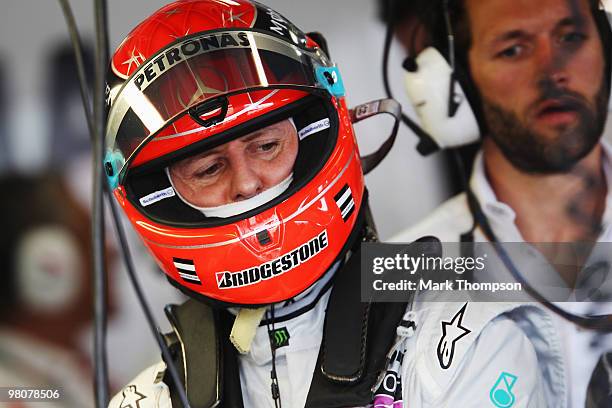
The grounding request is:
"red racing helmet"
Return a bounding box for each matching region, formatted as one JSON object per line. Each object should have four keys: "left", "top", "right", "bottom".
{"left": 104, "top": 0, "right": 365, "bottom": 307}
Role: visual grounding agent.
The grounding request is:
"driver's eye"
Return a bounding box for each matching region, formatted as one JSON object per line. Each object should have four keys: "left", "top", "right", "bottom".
{"left": 195, "top": 162, "right": 224, "bottom": 178}
{"left": 259, "top": 142, "right": 279, "bottom": 152}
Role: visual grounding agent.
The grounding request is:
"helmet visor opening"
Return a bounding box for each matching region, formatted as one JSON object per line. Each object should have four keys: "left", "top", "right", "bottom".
{"left": 124, "top": 94, "right": 338, "bottom": 227}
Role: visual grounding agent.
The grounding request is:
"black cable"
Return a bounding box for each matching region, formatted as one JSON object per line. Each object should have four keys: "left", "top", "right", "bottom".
{"left": 382, "top": 21, "right": 417, "bottom": 133}
{"left": 92, "top": 0, "right": 109, "bottom": 405}
{"left": 57, "top": 0, "right": 94, "bottom": 137}
{"left": 467, "top": 188, "right": 612, "bottom": 332}
{"left": 56, "top": 1, "right": 192, "bottom": 406}
{"left": 451, "top": 149, "right": 470, "bottom": 191}
{"left": 266, "top": 305, "right": 282, "bottom": 408}
{"left": 381, "top": 21, "right": 395, "bottom": 103}
{"left": 56, "top": 1, "right": 107, "bottom": 405}
{"left": 456, "top": 156, "right": 612, "bottom": 331}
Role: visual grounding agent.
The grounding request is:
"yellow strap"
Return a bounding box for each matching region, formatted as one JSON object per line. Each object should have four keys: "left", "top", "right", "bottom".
{"left": 230, "top": 307, "right": 267, "bottom": 354}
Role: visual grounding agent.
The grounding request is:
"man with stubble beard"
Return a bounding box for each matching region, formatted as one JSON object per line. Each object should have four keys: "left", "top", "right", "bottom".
{"left": 392, "top": 0, "right": 612, "bottom": 406}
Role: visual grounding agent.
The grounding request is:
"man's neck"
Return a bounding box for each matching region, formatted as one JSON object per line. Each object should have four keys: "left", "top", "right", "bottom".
{"left": 482, "top": 138, "right": 607, "bottom": 243}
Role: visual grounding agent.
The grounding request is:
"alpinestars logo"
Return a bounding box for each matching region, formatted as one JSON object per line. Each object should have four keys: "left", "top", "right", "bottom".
{"left": 120, "top": 385, "right": 146, "bottom": 408}
{"left": 437, "top": 303, "right": 471, "bottom": 369}
{"left": 216, "top": 231, "right": 328, "bottom": 289}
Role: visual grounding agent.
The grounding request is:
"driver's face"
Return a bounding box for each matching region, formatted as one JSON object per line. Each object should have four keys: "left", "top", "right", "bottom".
{"left": 169, "top": 119, "right": 298, "bottom": 207}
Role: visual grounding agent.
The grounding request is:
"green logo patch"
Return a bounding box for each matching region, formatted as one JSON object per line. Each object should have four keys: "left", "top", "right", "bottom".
{"left": 270, "top": 327, "right": 290, "bottom": 349}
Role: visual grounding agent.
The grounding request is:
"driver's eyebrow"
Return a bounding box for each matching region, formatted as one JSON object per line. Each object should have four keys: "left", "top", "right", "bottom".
{"left": 241, "top": 131, "right": 267, "bottom": 143}
{"left": 177, "top": 146, "right": 222, "bottom": 166}
{"left": 177, "top": 125, "right": 286, "bottom": 166}
{"left": 240, "top": 124, "right": 286, "bottom": 143}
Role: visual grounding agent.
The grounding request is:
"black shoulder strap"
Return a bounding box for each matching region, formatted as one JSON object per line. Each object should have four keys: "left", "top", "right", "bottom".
{"left": 320, "top": 247, "right": 369, "bottom": 382}
{"left": 217, "top": 311, "right": 245, "bottom": 408}
{"left": 306, "top": 245, "right": 407, "bottom": 407}
{"left": 163, "top": 299, "right": 245, "bottom": 408}
{"left": 163, "top": 300, "right": 221, "bottom": 408}
{"left": 164, "top": 299, "right": 247, "bottom": 408}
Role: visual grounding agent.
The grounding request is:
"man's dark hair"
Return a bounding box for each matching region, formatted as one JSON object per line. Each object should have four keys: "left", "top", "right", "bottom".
{"left": 376, "top": 0, "right": 438, "bottom": 28}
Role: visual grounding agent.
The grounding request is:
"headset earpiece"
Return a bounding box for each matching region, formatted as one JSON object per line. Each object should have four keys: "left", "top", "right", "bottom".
{"left": 401, "top": 0, "right": 484, "bottom": 150}
{"left": 403, "top": 47, "right": 480, "bottom": 149}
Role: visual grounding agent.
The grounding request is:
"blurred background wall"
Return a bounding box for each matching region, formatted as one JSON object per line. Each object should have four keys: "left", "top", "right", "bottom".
{"left": 0, "top": 0, "right": 455, "bottom": 400}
